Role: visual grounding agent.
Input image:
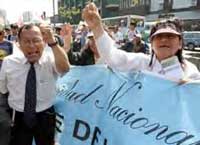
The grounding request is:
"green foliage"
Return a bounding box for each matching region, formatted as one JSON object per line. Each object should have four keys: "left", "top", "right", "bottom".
{"left": 58, "top": 6, "right": 81, "bottom": 24}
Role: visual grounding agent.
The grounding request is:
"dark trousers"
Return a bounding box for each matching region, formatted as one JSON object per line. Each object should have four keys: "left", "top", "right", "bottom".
{"left": 0, "top": 108, "right": 11, "bottom": 145}
{"left": 0, "top": 93, "right": 11, "bottom": 145}
{"left": 9, "top": 106, "right": 56, "bottom": 145}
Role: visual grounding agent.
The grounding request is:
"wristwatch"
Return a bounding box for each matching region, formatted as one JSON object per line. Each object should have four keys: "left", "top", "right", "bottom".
{"left": 48, "top": 40, "right": 58, "bottom": 47}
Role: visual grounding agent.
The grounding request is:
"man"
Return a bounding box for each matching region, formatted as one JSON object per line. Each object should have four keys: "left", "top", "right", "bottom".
{"left": 0, "top": 25, "right": 13, "bottom": 68}
{"left": 82, "top": 3, "right": 200, "bottom": 83}
{"left": 127, "top": 22, "right": 138, "bottom": 42}
{"left": 0, "top": 24, "right": 13, "bottom": 145}
{"left": 118, "top": 20, "right": 128, "bottom": 41}
{"left": 120, "top": 33, "right": 149, "bottom": 54}
{"left": 4, "top": 26, "right": 11, "bottom": 40}
{"left": 79, "top": 21, "right": 89, "bottom": 49}
{"left": 0, "top": 24, "right": 70, "bottom": 145}
{"left": 7, "top": 24, "right": 19, "bottom": 42}
{"left": 112, "top": 25, "right": 124, "bottom": 48}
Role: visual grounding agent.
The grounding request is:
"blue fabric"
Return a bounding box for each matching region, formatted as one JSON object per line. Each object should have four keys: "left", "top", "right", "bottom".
{"left": 0, "top": 40, "right": 13, "bottom": 68}
{"left": 54, "top": 65, "right": 200, "bottom": 145}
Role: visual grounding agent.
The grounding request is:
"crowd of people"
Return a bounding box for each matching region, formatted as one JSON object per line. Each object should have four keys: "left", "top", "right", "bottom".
{"left": 0, "top": 2, "right": 199, "bottom": 145}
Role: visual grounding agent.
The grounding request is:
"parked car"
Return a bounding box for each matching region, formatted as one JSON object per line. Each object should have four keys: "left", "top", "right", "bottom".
{"left": 183, "top": 31, "right": 200, "bottom": 50}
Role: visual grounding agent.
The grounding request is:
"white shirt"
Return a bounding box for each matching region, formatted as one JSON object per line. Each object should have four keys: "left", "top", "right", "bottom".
{"left": 113, "top": 31, "right": 123, "bottom": 42}
{"left": 119, "top": 27, "right": 128, "bottom": 39}
{"left": 0, "top": 49, "right": 59, "bottom": 112}
{"left": 113, "top": 31, "right": 124, "bottom": 48}
{"left": 127, "top": 29, "right": 137, "bottom": 41}
{"left": 96, "top": 32, "right": 200, "bottom": 81}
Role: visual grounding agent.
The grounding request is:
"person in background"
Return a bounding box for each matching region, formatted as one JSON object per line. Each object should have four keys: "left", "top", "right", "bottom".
{"left": 54, "top": 26, "right": 62, "bottom": 36}
{"left": 132, "top": 33, "right": 149, "bottom": 54}
{"left": 0, "top": 24, "right": 70, "bottom": 145}
{"left": 62, "top": 24, "right": 100, "bottom": 65}
{"left": 81, "top": 31, "right": 100, "bottom": 64}
{"left": 70, "top": 22, "right": 88, "bottom": 52}
{"left": 112, "top": 25, "right": 124, "bottom": 48}
{"left": 120, "top": 33, "right": 149, "bottom": 54}
{"left": 127, "top": 22, "right": 138, "bottom": 42}
{"left": 54, "top": 25, "right": 64, "bottom": 47}
{"left": 82, "top": 3, "right": 200, "bottom": 83}
{"left": 0, "top": 25, "right": 13, "bottom": 68}
{"left": 118, "top": 20, "right": 128, "bottom": 41}
{"left": 0, "top": 24, "right": 13, "bottom": 145}
{"left": 4, "top": 26, "right": 11, "bottom": 40}
{"left": 7, "top": 24, "right": 19, "bottom": 42}
{"left": 79, "top": 21, "right": 89, "bottom": 49}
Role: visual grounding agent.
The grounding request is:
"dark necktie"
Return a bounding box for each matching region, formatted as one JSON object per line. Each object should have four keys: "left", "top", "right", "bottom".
{"left": 23, "top": 63, "right": 37, "bottom": 128}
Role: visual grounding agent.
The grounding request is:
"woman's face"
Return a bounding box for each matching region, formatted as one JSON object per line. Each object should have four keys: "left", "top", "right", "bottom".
{"left": 151, "top": 33, "right": 182, "bottom": 61}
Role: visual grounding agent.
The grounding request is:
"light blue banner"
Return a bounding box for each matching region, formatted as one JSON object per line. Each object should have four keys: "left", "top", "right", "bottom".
{"left": 54, "top": 65, "right": 200, "bottom": 145}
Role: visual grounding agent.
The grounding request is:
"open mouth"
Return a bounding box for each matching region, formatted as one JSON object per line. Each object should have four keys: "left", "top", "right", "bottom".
{"left": 27, "top": 51, "right": 39, "bottom": 57}
{"left": 159, "top": 45, "right": 170, "bottom": 49}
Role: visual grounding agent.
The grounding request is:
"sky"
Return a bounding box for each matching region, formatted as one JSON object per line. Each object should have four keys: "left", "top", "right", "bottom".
{"left": 0, "top": 0, "right": 58, "bottom": 23}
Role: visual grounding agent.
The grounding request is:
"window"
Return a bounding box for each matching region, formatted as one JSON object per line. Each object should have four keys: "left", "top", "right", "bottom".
{"left": 191, "top": 0, "right": 197, "bottom": 6}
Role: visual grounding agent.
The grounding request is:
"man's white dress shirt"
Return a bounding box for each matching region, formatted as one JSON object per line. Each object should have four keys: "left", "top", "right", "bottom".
{"left": 0, "top": 50, "right": 59, "bottom": 112}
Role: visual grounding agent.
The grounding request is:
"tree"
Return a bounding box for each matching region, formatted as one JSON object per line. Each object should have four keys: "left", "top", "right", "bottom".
{"left": 132, "top": 0, "right": 139, "bottom": 6}
{"left": 58, "top": 6, "right": 81, "bottom": 24}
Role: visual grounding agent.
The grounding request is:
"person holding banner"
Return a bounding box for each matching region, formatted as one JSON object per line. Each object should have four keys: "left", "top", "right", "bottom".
{"left": 82, "top": 3, "right": 200, "bottom": 83}
{"left": 0, "top": 24, "right": 70, "bottom": 145}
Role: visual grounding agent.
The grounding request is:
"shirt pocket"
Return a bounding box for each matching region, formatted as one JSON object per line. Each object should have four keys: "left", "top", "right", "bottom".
{"left": 37, "top": 65, "right": 54, "bottom": 85}
{"left": 38, "top": 72, "right": 52, "bottom": 85}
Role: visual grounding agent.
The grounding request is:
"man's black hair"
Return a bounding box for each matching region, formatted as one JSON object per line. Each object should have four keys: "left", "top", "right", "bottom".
{"left": 18, "top": 24, "right": 36, "bottom": 40}
{"left": 130, "top": 22, "right": 136, "bottom": 27}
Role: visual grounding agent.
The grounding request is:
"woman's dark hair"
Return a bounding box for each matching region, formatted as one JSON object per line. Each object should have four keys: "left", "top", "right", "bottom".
{"left": 18, "top": 24, "right": 36, "bottom": 40}
{"left": 149, "top": 18, "right": 184, "bottom": 66}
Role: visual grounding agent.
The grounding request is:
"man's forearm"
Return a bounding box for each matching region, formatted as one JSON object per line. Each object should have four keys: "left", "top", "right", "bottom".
{"left": 51, "top": 44, "right": 70, "bottom": 74}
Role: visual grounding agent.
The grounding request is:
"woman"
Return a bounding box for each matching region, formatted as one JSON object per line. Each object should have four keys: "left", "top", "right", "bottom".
{"left": 82, "top": 3, "right": 200, "bottom": 83}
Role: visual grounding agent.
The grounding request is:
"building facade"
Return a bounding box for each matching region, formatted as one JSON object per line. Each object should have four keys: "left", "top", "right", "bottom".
{"left": 146, "top": 0, "right": 200, "bottom": 30}
{"left": 104, "top": 0, "right": 200, "bottom": 30}
{"left": 55, "top": 0, "right": 200, "bottom": 30}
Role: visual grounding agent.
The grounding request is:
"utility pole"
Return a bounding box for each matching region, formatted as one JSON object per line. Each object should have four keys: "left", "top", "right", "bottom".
{"left": 99, "top": 0, "right": 103, "bottom": 16}
{"left": 53, "top": 0, "right": 56, "bottom": 26}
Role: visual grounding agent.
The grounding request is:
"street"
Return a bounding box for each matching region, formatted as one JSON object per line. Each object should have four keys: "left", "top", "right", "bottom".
{"left": 183, "top": 48, "right": 200, "bottom": 70}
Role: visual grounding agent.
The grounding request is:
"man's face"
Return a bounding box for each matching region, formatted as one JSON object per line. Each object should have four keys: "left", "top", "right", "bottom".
{"left": 19, "top": 26, "right": 45, "bottom": 63}
{"left": 11, "top": 27, "right": 18, "bottom": 35}
{"left": 151, "top": 33, "right": 182, "bottom": 61}
{"left": 129, "top": 25, "right": 135, "bottom": 31}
